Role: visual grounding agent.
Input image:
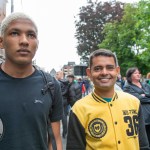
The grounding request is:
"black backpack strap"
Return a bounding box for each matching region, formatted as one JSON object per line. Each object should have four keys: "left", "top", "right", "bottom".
{"left": 39, "top": 70, "right": 57, "bottom": 150}
{"left": 40, "top": 71, "right": 55, "bottom": 101}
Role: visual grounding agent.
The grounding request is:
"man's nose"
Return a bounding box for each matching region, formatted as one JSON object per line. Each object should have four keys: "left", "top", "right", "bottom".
{"left": 101, "top": 68, "right": 107, "bottom": 74}
{"left": 19, "top": 34, "right": 29, "bottom": 46}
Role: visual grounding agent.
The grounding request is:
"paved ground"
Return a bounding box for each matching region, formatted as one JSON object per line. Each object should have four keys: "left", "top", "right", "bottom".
{"left": 61, "top": 121, "right": 67, "bottom": 150}
{"left": 62, "top": 136, "right": 67, "bottom": 150}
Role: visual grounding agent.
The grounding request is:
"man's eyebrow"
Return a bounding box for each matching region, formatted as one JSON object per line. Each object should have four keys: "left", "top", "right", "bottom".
{"left": 94, "top": 64, "right": 115, "bottom": 67}
{"left": 9, "top": 28, "right": 36, "bottom": 33}
{"left": 27, "top": 30, "right": 37, "bottom": 33}
{"left": 106, "top": 65, "right": 115, "bottom": 66}
{"left": 9, "top": 28, "right": 20, "bottom": 31}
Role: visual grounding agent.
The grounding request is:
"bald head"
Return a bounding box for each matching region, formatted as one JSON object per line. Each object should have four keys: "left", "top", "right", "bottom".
{"left": 55, "top": 71, "right": 64, "bottom": 80}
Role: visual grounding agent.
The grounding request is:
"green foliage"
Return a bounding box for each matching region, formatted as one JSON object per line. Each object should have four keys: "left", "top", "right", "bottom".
{"left": 98, "top": 0, "right": 150, "bottom": 76}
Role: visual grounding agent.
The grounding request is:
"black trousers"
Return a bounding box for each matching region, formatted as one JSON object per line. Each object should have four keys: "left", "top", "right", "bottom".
{"left": 62, "top": 101, "right": 68, "bottom": 137}
{"left": 146, "top": 124, "right": 150, "bottom": 146}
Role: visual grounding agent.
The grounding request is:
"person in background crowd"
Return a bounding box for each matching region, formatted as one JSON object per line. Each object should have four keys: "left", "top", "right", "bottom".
{"left": 56, "top": 71, "right": 69, "bottom": 138}
{"left": 81, "top": 81, "right": 86, "bottom": 97}
{"left": 84, "top": 77, "right": 91, "bottom": 95}
{"left": 55, "top": 71, "right": 69, "bottom": 139}
{"left": 124, "top": 67, "right": 150, "bottom": 146}
{"left": 67, "top": 74, "right": 82, "bottom": 107}
{"left": 67, "top": 49, "right": 149, "bottom": 150}
{"left": 116, "top": 74, "right": 122, "bottom": 87}
{"left": 116, "top": 74, "right": 125, "bottom": 89}
{"left": 73, "top": 77, "right": 78, "bottom": 83}
{"left": 146, "top": 72, "right": 150, "bottom": 85}
{"left": 78, "top": 78, "right": 83, "bottom": 91}
{"left": 78, "top": 78, "right": 86, "bottom": 97}
{"left": 0, "top": 12, "right": 63, "bottom": 150}
{"left": 121, "top": 76, "right": 126, "bottom": 89}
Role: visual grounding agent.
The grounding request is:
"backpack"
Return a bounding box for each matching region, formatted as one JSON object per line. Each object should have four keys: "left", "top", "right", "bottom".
{"left": 39, "top": 70, "right": 57, "bottom": 150}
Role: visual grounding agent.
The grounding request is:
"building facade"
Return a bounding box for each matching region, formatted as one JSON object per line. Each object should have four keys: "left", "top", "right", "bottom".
{"left": 0, "top": 0, "right": 7, "bottom": 22}
{"left": 62, "top": 62, "right": 75, "bottom": 77}
{"left": 0, "top": 0, "right": 7, "bottom": 63}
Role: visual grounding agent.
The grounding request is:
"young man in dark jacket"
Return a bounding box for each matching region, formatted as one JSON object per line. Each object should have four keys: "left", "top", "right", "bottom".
{"left": 67, "top": 74, "right": 82, "bottom": 107}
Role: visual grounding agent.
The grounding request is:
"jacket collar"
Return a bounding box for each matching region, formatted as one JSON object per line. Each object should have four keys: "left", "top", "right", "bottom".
{"left": 91, "top": 91, "right": 118, "bottom": 103}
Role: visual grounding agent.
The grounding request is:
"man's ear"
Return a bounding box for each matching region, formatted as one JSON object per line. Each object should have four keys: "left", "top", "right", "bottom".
{"left": 36, "top": 39, "right": 39, "bottom": 49}
{"left": 86, "top": 68, "right": 92, "bottom": 80}
{"left": 0, "top": 37, "right": 4, "bottom": 49}
{"left": 116, "top": 66, "right": 120, "bottom": 75}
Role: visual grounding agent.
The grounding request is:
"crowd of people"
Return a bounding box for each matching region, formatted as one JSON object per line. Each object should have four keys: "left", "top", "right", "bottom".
{"left": 0, "top": 12, "right": 150, "bottom": 150}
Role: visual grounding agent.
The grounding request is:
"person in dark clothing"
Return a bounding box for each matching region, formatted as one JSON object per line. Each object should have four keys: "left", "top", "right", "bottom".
{"left": 55, "top": 71, "right": 69, "bottom": 138}
{"left": 116, "top": 74, "right": 125, "bottom": 89}
{"left": 146, "top": 72, "right": 150, "bottom": 85}
{"left": 0, "top": 12, "right": 63, "bottom": 150}
{"left": 78, "top": 78, "right": 83, "bottom": 91}
{"left": 67, "top": 74, "right": 82, "bottom": 107}
{"left": 124, "top": 67, "right": 150, "bottom": 146}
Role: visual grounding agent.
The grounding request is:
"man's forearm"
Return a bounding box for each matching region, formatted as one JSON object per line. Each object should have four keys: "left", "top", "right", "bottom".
{"left": 49, "top": 121, "right": 63, "bottom": 150}
{"left": 48, "top": 135, "right": 63, "bottom": 150}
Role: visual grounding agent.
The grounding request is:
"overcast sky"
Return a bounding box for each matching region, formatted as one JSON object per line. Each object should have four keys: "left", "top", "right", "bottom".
{"left": 6, "top": 0, "right": 139, "bottom": 72}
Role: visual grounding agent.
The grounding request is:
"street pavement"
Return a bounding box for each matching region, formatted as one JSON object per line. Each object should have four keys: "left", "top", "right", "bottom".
{"left": 61, "top": 121, "right": 67, "bottom": 150}
{"left": 62, "top": 135, "right": 67, "bottom": 150}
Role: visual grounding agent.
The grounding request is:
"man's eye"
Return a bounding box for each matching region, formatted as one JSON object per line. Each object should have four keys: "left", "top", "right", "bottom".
{"left": 93, "top": 66, "right": 115, "bottom": 72}
{"left": 94, "top": 67, "right": 102, "bottom": 72}
{"left": 10, "top": 32, "right": 19, "bottom": 36}
{"left": 28, "top": 33, "right": 36, "bottom": 39}
{"left": 106, "top": 66, "right": 115, "bottom": 70}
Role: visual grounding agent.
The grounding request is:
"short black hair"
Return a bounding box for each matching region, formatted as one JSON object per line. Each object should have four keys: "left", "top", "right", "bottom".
{"left": 89, "top": 49, "right": 118, "bottom": 68}
{"left": 67, "top": 74, "right": 75, "bottom": 79}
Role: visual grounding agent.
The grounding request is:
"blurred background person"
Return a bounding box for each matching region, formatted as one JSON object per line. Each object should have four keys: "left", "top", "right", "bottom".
{"left": 67, "top": 74, "right": 82, "bottom": 107}
{"left": 83, "top": 77, "right": 91, "bottom": 95}
{"left": 116, "top": 74, "right": 125, "bottom": 89}
{"left": 55, "top": 71, "right": 69, "bottom": 138}
{"left": 124, "top": 67, "right": 150, "bottom": 146}
{"left": 146, "top": 72, "right": 150, "bottom": 85}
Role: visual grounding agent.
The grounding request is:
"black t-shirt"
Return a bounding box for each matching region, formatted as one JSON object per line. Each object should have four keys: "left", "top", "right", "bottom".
{"left": 0, "top": 69, "right": 63, "bottom": 150}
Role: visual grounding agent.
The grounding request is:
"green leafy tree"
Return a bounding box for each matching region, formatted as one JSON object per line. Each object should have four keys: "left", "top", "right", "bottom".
{"left": 98, "top": 0, "right": 150, "bottom": 76}
{"left": 75, "top": 1, "right": 124, "bottom": 64}
{"left": 135, "top": 0, "right": 150, "bottom": 74}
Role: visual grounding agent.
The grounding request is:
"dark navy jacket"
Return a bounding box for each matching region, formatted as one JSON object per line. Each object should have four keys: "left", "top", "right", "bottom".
{"left": 124, "top": 82, "right": 150, "bottom": 125}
